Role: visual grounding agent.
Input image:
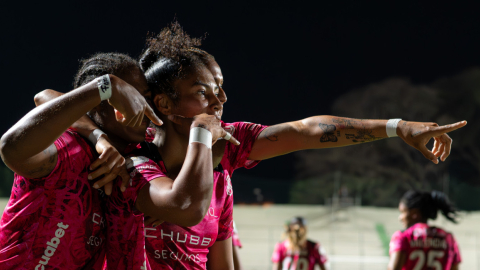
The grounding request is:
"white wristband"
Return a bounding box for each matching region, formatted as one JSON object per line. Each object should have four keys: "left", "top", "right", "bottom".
{"left": 88, "top": 129, "right": 107, "bottom": 145}
{"left": 189, "top": 127, "right": 212, "bottom": 149}
{"left": 97, "top": 75, "right": 112, "bottom": 101}
{"left": 386, "top": 118, "right": 402, "bottom": 137}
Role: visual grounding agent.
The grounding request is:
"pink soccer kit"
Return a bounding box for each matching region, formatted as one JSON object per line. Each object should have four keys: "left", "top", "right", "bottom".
{"left": 0, "top": 130, "right": 106, "bottom": 270}
{"left": 389, "top": 223, "right": 461, "bottom": 270}
{"left": 104, "top": 122, "right": 266, "bottom": 270}
{"left": 272, "top": 240, "right": 328, "bottom": 270}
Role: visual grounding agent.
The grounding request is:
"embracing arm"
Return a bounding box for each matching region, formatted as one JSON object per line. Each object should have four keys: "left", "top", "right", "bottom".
{"left": 0, "top": 79, "right": 105, "bottom": 178}
{"left": 249, "top": 116, "right": 466, "bottom": 163}
{"left": 207, "top": 238, "right": 234, "bottom": 270}
{"left": 1, "top": 74, "right": 160, "bottom": 179}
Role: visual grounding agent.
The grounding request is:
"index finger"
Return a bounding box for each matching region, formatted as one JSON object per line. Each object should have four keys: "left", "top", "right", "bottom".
{"left": 430, "top": 121, "right": 467, "bottom": 137}
{"left": 144, "top": 103, "right": 163, "bottom": 126}
{"left": 222, "top": 130, "right": 240, "bottom": 146}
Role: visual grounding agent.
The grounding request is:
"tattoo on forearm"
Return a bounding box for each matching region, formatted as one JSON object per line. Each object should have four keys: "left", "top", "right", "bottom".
{"left": 319, "top": 123, "right": 338, "bottom": 142}
{"left": 332, "top": 118, "right": 362, "bottom": 129}
{"left": 263, "top": 127, "right": 279, "bottom": 142}
{"left": 26, "top": 144, "right": 57, "bottom": 176}
{"left": 345, "top": 129, "right": 383, "bottom": 143}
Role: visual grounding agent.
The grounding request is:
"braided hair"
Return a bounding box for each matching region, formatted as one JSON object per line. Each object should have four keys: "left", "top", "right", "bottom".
{"left": 139, "top": 21, "right": 213, "bottom": 106}
{"left": 401, "top": 190, "right": 458, "bottom": 223}
{"left": 74, "top": 52, "right": 140, "bottom": 88}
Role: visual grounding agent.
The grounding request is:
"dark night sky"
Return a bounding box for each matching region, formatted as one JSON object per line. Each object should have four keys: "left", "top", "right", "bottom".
{"left": 1, "top": 1, "right": 479, "bottom": 180}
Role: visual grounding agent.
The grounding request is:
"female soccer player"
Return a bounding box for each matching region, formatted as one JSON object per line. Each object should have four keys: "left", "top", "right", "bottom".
{"left": 119, "top": 22, "right": 466, "bottom": 270}
{"left": 272, "top": 217, "right": 328, "bottom": 270}
{"left": 0, "top": 52, "right": 161, "bottom": 269}
{"left": 388, "top": 191, "right": 461, "bottom": 270}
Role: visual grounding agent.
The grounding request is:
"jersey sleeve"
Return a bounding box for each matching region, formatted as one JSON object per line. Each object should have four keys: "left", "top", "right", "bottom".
{"left": 450, "top": 233, "right": 462, "bottom": 264}
{"left": 224, "top": 122, "right": 267, "bottom": 170}
{"left": 316, "top": 243, "right": 328, "bottom": 265}
{"left": 389, "top": 230, "right": 408, "bottom": 254}
{"left": 216, "top": 187, "right": 234, "bottom": 241}
{"left": 39, "top": 129, "right": 93, "bottom": 184}
{"left": 108, "top": 156, "right": 167, "bottom": 215}
{"left": 271, "top": 242, "right": 284, "bottom": 263}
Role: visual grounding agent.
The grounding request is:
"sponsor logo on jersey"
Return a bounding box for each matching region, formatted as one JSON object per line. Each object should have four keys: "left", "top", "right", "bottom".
{"left": 35, "top": 222, "right": 69, "bottom": 270}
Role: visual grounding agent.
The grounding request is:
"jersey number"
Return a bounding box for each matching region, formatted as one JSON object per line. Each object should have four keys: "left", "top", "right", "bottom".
{"left": 282, "top": 257, "right": 309, "bottom": 270}
{"left": 409, "top": 250, "right": 445, "bottom": 270}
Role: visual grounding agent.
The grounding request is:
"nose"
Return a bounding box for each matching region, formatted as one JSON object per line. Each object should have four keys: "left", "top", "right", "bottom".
{"left": 211, "top": 89, "right": 226, "bottom": 112}
{"left": 218, "top": 87, "right": 227, "bottom": 104}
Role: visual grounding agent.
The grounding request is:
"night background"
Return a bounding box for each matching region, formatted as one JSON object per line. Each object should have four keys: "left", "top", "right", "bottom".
{"left": 1, "top": 2, "right": 479, "bottom": 208}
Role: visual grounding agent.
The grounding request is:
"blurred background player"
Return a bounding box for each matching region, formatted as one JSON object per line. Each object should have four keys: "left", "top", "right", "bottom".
{"left": 388, "top": 190, "right": 461, "bottom": 270}
{"left": 272, "top": 217, "right": 328, "bottom": 270}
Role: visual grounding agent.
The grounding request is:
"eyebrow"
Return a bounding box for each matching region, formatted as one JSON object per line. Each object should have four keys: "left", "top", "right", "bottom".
{"left": 193, "top": 81, "right": 219, "bottom": 90}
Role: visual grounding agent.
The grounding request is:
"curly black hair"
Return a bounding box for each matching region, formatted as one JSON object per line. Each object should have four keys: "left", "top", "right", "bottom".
{"left": 139, "top": 21, "right": 213, "bottom": 106}
{"left": 401, "top": 190, "right": 458, "bottom": 223}
{"left": 74, "top": 52, "right": 140, "bottom": 88}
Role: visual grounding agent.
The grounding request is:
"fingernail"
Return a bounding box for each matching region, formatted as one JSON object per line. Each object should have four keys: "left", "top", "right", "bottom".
{"left": 93, "top": 184, "right": 99, "bottom": 189}
{"left": 88, "top": 175, "right": 92, "bottom": 180}
{"left": 121, "top": 186, "right": 126, "bottom": 192}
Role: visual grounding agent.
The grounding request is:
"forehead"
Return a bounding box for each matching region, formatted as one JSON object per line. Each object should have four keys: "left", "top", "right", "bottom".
{"left": 204, "top": 58, "right": 222, "bottom": 82}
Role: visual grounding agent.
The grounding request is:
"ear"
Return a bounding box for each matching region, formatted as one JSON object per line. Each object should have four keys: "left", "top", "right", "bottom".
{"left": 153, "top": 94, "right": 172, "bottom": 116}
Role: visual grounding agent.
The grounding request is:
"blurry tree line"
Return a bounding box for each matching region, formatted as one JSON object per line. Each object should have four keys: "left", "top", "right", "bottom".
{"left": 290, "top": 68, "right": 480, "bottom": 210}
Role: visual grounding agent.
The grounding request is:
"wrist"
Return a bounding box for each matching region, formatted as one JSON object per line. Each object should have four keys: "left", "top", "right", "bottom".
{"left": 386, "top": 118, "right": 402, "bottom": 137}
{"left": 189, "top": 126, "right": 212, "bottom": 149}
{"left": 88, "top": 129, "right": 108, "bottom": 145}
{"left": 97, "top": 74, "right": 113, "bottom": 101}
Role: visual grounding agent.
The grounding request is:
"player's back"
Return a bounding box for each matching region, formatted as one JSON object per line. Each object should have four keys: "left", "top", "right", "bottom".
{"left": 401, "top": 223, "right": 461, "bottom": 270}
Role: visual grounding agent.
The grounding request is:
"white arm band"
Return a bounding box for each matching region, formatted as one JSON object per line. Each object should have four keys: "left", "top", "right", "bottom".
{"left": 386, "top": 118, "right": 402, "bottom": 137}
{"left": 189, "top": 127, "right": 212, "bottom": 149}
{"left": 88, "top": 129, "right": 107, "bottom": 145}
{"left": 97, "top": 75, "right": 112, "bottom": 101}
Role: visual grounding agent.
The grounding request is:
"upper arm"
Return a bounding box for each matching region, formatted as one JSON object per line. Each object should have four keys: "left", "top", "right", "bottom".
{"left": 388, "top": 251, "right": 407, "bottom": 270}
{"left": 272, "top": 262, "right": 281, "bottom": 270}
{"left": 207, "top": 238, "right": 234, "bottom": 270}
{"left": 451, "top": 263, "right": 459, "bottom": 270}
{"left": 249, "top": 121, "right": 306, "bottom": 161}
{"left": 1, "top": 143, "right": 58, "bottom": 179}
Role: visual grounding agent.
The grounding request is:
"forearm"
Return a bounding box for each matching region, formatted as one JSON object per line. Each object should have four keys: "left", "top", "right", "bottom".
{"left": 298, "top": 116, "right": 390, "bottom": 148}
{"left": 169, "top": 142, "right": 214, "bottom": 222}
{"left": 140, "top": 143, "right": 213, "bottom": 226}
{"left": 35, "top": 89, "right": 101, "bottom": 139}
{"left": 0, "top": 79, "right": 102, "bottom": 167}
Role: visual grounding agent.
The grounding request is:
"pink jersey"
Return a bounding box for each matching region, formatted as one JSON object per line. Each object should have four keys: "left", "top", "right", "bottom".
{"left": 105, "top": 122, "right": 266, "bottom": 269}
{"left": 389, "top": 223, "right": 461, "bottom": 270}
{"left": 271, "top": 240, "right": 328, "bottom": 270}
{"left": 0, "top": 130, "right": 106, "bottom": 270}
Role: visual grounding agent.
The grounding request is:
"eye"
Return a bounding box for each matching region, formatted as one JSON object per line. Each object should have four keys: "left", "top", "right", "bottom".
{"left": 198, "top": 90, "right": 206, "bottom": 95}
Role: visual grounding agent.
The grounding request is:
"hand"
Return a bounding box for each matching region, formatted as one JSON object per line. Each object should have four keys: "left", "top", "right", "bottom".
{"left": 168, "top": 114, "right": 240, "bottom": 145}
{"left": 397, "top": 120, "right": 467, "bottom": 164}
{"left": 88, "top": 136, "right": 130, "bottom": 195}
{"left": 144, "top": 216, "right": 164, "bottom": 227}
{"left": 108, "top": 75, "right": 163, "bottom": 127}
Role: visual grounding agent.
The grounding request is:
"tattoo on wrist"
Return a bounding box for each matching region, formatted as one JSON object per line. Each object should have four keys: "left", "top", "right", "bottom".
{"left": 411, "top": 131, "right": 422, "bottom": 137}
{"left": 197, "top": 124, "right": 207, "bottom": 129}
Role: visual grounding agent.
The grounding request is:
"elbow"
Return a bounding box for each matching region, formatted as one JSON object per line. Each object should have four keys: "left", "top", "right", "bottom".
{"left": 0, "top": 133, "right": 14, "bottom": 165}
{"left": 34, "top": 90, "right": 49, "bottom": 106}
{"left": 180, "top": 203, "right": 209, "bottom": 227}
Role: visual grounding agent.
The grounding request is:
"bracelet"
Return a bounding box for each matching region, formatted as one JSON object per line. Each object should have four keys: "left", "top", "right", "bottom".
{"left": 97, "top": 75, "right": 112, "bottom": 101}
{"left": 189, "top": 127, "right": 212, "bottom": 149}
{"left": 88, "top": 129, "right": 107, "bottom": 145}
{"left": 386, "top": 118, "right": 402, "bottom": 137}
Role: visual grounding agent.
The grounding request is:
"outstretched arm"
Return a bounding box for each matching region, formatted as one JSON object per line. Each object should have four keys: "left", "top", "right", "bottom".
{"left": 0, "top": 75, "right": 161, "bottom": 178}
{"left": 135, "top": 114, "right": 239, "bottom": 227}
{"left": 249, "top": 116, "right": 466, "bottom": 163}
{"left": 388, "top": 251, "right": 407, "bottom": 270}
{"left": 207, "top": 238, "right": 234, "bottom": 270}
